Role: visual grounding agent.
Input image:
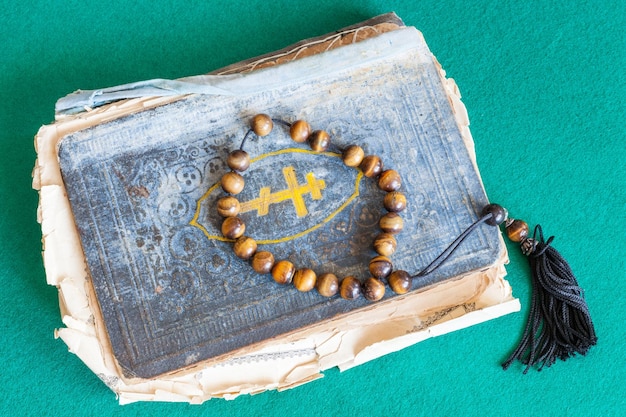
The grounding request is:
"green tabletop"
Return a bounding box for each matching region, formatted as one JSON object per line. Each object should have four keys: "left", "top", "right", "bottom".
{"left": 1, "top": 1, "right": 624, "bottom": 416}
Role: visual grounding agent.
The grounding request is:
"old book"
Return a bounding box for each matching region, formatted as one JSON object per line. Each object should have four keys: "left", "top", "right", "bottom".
{"left": 34, "top": 13, "right": 519, "bottom": 403}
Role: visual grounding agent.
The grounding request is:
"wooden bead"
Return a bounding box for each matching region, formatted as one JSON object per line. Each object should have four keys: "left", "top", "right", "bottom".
{"left": 482, "top": 203, "right": 507, "bottom": 226}
{"left": 251, "top": 114, "right": 273, "bottom": 136}
{"left": 221, "top": 171, "right": 245, "bottom": 194}
{"left": 378, "top": 169, "right": 402, "bottom": 192}
{"left": 373, "top": 232, "right": 397, "bottom": 256}
{"left": 290, "top": 120, "right": 311, "bottom": 143}
{"left": 233, "top": 236, "right": 257, "bottom": 260}
{"left": 217, "top": 196, "right": 241, "bottom": 217}
{"left": 388, "top": 270, "right": 412, "bottom": 294}
{"left": 342, "top": 145, "right": 365, "bottom": 167}
{"left": 308, "top": 130, "right": 330, "bottom": 152}
{"left": 339, "top": 276, "right": 361, "bottom": 300}
{"left": 221, "top": 217, "right": 245, "bottom": 239}
{"left": 271, "top": 260, "right": 295, "bottom": 285}
{"left": 369, "top": 255, "right": 392, "bottom": 279}
{"left": 383, "top": 191, "right": 407, "bottom": 213}
{"left": 360, "top": 155, "right": 383, "bottom": 178}
{"left": 506, "top": 219, "right": 529, "bottom": 242}
{"left": 362, "top": 277, "right": 385, "bottom": 301}
{"left": 379, "top": 212, "right": 403, "bottom": 234}
{"left": 227, "top": 149, "right": 250, "bottom": 172}
{"left": 293, "top": 268, "right": 317, "bottom": 292}
{"left": 251, "top": 251, "right": 274, "bottom": 274}
{"left": 316, "top": 273, "right": 339, "bottom": 297}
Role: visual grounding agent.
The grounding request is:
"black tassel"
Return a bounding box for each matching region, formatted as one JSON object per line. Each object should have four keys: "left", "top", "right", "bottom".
{"left": 502, "top": 223, "right": 597, "bottom": 373}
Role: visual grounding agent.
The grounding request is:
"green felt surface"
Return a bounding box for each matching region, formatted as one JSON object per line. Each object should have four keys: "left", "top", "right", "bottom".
{"left": 1, "top": 1, "right": 624, "bottom": 416}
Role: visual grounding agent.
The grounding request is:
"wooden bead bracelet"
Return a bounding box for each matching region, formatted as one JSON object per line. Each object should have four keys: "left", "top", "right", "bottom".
{"left": 216, "top": 113, "right": 409, "bottom": 302}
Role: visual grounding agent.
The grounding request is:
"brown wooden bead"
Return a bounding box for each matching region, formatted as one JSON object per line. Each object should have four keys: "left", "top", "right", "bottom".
{"left": 362, "top": 277, "right": 385, "bottom": 301}
{"left": 506, "top": 219, "right": 529, "bottom": 242}
{"left": 342, "top": 145, "right": 365, "bottom": 167}
{"left": 339, "top": 276, "right": 361, "bottom": 300}
{"left": 221, "top": 217, "right": 245, "bottom": 239}
{"left": 251, "top": 114, "right": 273, "bottom": 136}
{"left": 271, "top": 260, "right": 295, "bottom": 285}
{"left": 383, "top": 191, "right": 407, "bottom": 213}
{"left": 373, "top": 232, "right": 397, "bottom": 256}
{"left": 378, "top": 169, "right": 402, "bottom": 192}
{"left": 379, "top": 212, "right": 403, "bottom": 234}
{"left": 221, "top": 171, "right": 245, "bottom": 194}
{"left": 316, "top": 273, "right": 339, "bottom": 297}
{"left": 289, "top": 120, "right": 311, "bottom": 143}
{"left": 388, "top": 270, "right": 412, "bottom": 294}
{"left": 369, "top": 255, "right": 392, "bottom": 279}
{"left": 308, "top": 130, "right": 330, "bottom": 152}
{"left": 360, "top": 155, "right": 383, "bottom": 178}
{"left": 233, "top": 236, "right": 257, "bottom": 260}
{"left": 217, "top": 196, "right": 241, "bottom": 217}
{"left": 227, "top": 149, "right": 250, "bottom": 172}
{"left": 293, "top": 268, "right": 317, "bottom": 292}
{"left": 251, "top": 251, "right": 275, "bottom": 274}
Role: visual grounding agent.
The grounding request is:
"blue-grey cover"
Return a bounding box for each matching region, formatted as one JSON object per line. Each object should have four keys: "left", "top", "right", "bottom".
{"left": 57, "top": 27, "right": 502, "bottom": 379}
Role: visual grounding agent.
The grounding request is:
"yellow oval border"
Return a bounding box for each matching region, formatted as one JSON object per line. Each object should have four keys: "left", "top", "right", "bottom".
{"left": 190, "top": 148, "right": 363, "bottom": 244}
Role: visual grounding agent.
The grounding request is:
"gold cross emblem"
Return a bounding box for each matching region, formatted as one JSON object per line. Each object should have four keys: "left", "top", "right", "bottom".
{"left": 240, "top": 166, "right": 325, "bottom": 217}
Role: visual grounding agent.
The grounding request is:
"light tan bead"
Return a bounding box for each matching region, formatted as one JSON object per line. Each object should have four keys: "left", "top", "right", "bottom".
{"left": 233, "top": 236, "right": 257, "bottom": 260}
{"left": 342, "top": 145, "right": 365, "bottom": 167}
{"left": 379, "top": 212, "right": 403, "bottom": 234}
{"left": 373, "top": 232, "right": 397, "bottom": 256}
{"left": 316, "top": 273, "right": 339, "bottom": 297}
{"left": 308, "top": 130, "right": 330, "bottom": 152}
{"left": 251, "top": 114, "right": 273, "bottom": 136}
{"left": 290, "top": 120, "right": 311, "bottom": 143}
{"left": 362, "top": 277, "right": 385, "bottom": 301}
{"left": 339, "top": 276, "right": 361, "bottom": 300}
{"left": 378, "top": 169, "right": 402, "bottom": 192}
{"left": 293, "top": 268, "right": 317, "bottom": 292}
{"left": 221, "top": 217, "right": 246, "bottom": 239}
{"left": 251, "top": 251, "right": 274, "bottom": 274}
{"left": 227, "top": 149, "right": 250, "bottom": 172}
{"left": 369, "top": 255, "right": 393, "bottom": 279}
{"left": 221, "top": 171, "right": 245, "bottom": 194}
{"left": 271, "top": 260, "right": 295, "bottom": 285}
{"left": 217, "top": 196, "right": 241, "bottom": 218}
{"left": 360, "top": 155, "right": 383, "bottom": 178}
{"left": 388, "top": 270, "right": 412, "bottom": 294}
{"left": 383, "top": 191, "right": 407, "bottom": 213}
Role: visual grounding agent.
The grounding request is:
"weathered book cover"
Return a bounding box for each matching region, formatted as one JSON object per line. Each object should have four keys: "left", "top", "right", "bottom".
{"left": 34, "top": 14, "right": 519, "bottom": 403}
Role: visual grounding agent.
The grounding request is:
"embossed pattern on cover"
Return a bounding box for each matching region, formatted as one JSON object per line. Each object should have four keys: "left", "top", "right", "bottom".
{"left": 58, "top": 28, "right": 502, "bottom": 378}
